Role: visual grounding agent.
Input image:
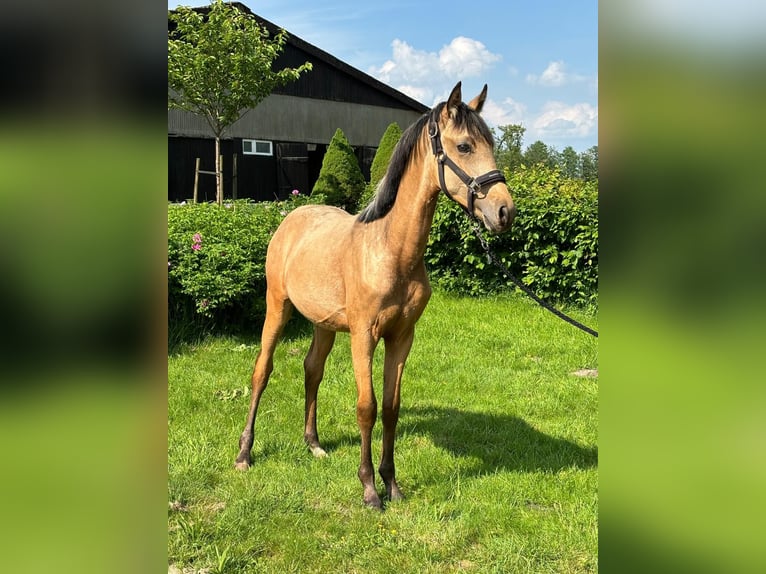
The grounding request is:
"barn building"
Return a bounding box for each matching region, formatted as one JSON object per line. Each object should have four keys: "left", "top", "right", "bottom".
{"left": 168, "top": 3, "right": 429, "bottom": 203}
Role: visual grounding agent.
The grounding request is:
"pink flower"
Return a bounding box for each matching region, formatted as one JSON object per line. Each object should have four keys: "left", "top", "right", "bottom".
{"left": 192, "top": 233, "right": 202, "bottom": 243}
{"left": 192, "top": 243, "right": 201, "bottom": 251}
{"left": 291, "top": 189, "right": 300, "bottom": 196}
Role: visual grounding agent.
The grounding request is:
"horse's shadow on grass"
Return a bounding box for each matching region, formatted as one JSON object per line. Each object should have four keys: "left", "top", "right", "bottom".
{"left": 404, "top": 405, "right": 597, "bottom": 475}
{"left": 323, "top": 404, "right": 596, "bottom": 478}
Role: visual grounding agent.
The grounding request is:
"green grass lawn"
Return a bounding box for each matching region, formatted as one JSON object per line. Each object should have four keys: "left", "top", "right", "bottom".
{"left": 168, "top": 291, "right": 598, "bottom": 573}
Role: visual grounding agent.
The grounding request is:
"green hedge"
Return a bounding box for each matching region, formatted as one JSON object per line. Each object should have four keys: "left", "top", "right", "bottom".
{"left": 168, "top": 165, "right": 597, "bottom": 341}
{"left": 425, "top": 164, "right": 598, "bottom": 307}
{"left": 167, "top": 196, "right": 322, "bottom": 338}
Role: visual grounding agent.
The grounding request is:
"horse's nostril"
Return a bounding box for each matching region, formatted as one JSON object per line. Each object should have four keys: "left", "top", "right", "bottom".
{"left": 499, "top": 205, "right": 509, "bottom": 225}
{"left": 497, "top": 203, "right": 516, "bottom": 229}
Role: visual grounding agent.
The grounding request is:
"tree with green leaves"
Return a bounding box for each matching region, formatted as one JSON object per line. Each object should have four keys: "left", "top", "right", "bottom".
{"left": 559, "top": 145, "right": 581, "bottom": 179}
{"left": 523, "top": 140, "right": 556, "bottom": 168}
{"left": 358, "top": 122, "right": 402, "bottom": 210}
{"left": 312, "top": 128, "right": 365, "bottom": 212}
{"left": 168, "top": 1, "right": 312, "bottom": 204}
{"left": 492, "top": 124, "right": 525, "bottom": 174}
{"left": 580, "top": 145, "right": 598, "bottom": 182}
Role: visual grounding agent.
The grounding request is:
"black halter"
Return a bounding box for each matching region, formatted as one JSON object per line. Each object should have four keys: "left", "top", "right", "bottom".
{"left": 428, "top": 116, "right": 506, "bottom": 219}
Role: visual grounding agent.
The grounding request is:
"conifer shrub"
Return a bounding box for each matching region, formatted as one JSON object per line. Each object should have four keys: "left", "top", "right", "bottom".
{"left": 311, "top": 128, "right": 365, "bottom": 212}
{"left": 358, "top": 122, "right": 402, "bottom": 212}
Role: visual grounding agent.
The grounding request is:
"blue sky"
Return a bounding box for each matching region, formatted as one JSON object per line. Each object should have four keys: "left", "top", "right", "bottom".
{"left": 169, "top": 1, "right": 598, "bottom": 152}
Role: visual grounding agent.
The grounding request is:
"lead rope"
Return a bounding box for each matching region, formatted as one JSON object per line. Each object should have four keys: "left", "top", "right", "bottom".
{"left": 429, "top": 114, "right": 598, "bottom": 337}
{"left": 467, "top": 218, "right": 598, "bottom": 338}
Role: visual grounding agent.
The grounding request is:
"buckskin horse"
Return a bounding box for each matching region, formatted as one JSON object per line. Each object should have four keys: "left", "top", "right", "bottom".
{"left": 235, "top": 82, "right": 516, "bottom": 509}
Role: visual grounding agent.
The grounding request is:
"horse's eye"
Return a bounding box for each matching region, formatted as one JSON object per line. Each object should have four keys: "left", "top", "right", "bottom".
{"left": 457, "top": 143, "right": 471, "bottom": 154}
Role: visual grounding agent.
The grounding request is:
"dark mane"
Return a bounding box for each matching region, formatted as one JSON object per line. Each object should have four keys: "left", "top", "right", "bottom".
{"left": 357, "top": 111, "right": 430, "bottom": 223}
{"left": 357, "top": 101, "right": 494, "bottom": 223}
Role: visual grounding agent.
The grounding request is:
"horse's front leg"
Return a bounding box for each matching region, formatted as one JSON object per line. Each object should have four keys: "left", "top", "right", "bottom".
{"left": 350, "top": 330, "right": 381, "bottom": 509}
{"left": 379, "top": 328, "right": 414, "bottom": 502}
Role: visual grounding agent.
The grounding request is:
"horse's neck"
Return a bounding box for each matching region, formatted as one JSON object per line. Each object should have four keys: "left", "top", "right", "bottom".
{"left": 381, "top": 165, "right": 440, "bottom": 272}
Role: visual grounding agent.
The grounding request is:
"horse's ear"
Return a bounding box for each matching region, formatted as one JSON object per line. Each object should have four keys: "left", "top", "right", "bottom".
{"left": 442, "top": 81, "right": 462, "bottom": 121}
{"left": 468, "top": 84, "right": 488, "bottom": 113}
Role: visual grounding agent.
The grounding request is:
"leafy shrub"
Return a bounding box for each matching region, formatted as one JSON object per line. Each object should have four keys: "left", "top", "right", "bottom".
{"left": 312, "top": 128, "right": 365, "bottom": 212}
{"left": 358, "top": 122, "right": 403, "bottom": 211}
{"left": 168, "top": 163, "right": 596, "bottom": 343}
{"left": 167, "top": 195, "right": 322, "bottom": 337}
{"left": 425, "top": 164, "right": 598, "bottom": 307}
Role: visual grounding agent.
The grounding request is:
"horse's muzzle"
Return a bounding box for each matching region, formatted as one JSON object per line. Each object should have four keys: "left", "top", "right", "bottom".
{"left": 482, "top": 198, "right": 515, "bottom": 234}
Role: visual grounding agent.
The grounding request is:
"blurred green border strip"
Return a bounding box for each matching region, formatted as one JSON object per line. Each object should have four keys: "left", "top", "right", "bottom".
{"left": 601, "top": 2, "right": 766, "bottom": 572}
{"left": 0, "top": 116, "right": 167, "bottom": 573}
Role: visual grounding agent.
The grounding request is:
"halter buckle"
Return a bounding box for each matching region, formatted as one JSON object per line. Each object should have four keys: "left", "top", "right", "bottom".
{"left": 428, "top": 121, "right": 442, "bottom": 156}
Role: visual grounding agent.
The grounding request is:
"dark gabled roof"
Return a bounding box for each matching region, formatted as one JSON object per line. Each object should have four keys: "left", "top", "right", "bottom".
{"left": 171, "top": 2, "right": 429, "bottom": 114}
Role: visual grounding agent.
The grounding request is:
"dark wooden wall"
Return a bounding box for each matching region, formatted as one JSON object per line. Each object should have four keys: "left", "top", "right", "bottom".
{"left": 168, "top": 137, "right": 373, "bottom": 203}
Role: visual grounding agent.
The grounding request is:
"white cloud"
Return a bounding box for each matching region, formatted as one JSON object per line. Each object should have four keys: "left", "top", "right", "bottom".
{"left": 532, "top": 101, "right": 598, "bottom": 138}
{"left": 369, "top": 36, "right": 501, "bottom": 104}
{"left": 367, "top": 40, "right": 597, "bottom": 149}
{"left": 482, "top": 98, "right": 598, "bottom": 147}
{"left": 372, "top": 39, "right": 439, "bottom": 85}
{"left": 541, "top": 61, "right": 566, "bottom": 86}
{"left": 394, "top": 84, "right": 435, "bottom": 105}
{"left": 526, "top": 60, "right": 586, "bottom": 87}
{"left": 438, "top": 37, "right": 502, "bottom": 78}
{"left": 481, "top": 97, "right": 527, "bottom": 128}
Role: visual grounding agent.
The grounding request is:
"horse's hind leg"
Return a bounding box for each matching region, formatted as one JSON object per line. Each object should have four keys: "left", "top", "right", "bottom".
{"left": 234, "top": 292, "right": 293, "bottom": 470}
{"left": 303, "top": 326, "right": 336, "bottom": 457}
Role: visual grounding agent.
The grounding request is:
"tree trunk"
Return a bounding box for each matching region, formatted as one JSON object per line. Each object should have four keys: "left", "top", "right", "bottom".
{"left": 214, "top": 136, "right": 222, "bottom": 205}
{"left": 193, "top": 157, "right": 200, "bottom": 203}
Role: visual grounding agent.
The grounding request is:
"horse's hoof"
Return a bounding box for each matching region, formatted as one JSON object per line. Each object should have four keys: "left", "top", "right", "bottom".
{"left": 388, "top": 490, "right": 404, "bottom": 503}
{"left": 363, "top": 494, "right": 383, "bottom": 511}
{"left": 309, "top": 445, "right": 327, "bottom": 458}
{"left": 234, "top": 459, "right": 251, "bottom": 471}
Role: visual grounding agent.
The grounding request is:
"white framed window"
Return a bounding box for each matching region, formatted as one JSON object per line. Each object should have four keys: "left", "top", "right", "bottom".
{"left": 242, "top": 139, "right": 273, "bottom": 156}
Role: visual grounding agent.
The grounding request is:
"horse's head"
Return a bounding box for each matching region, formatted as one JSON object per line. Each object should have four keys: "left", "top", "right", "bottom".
{"left": 430, "top": 82, "right": 516, "bottom": 234}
